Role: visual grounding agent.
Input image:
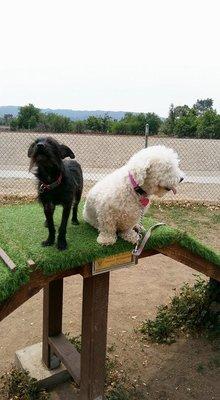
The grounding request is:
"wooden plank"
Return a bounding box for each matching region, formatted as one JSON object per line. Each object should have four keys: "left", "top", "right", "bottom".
{"left": 27, "top": 259, "right": 36, "bottom": 269}
{"left": 48, "top": 333, "right": 81, "bottom": 385}
{"left": 80, "top": 264, "right": 93, "bottom": 278}
{"left": 80, "top": 272, "right": 110, "bottom": 400}
{"left": 0, "top": 244, "right": 219, "bottom": 324}
{"left": 0, "top": 247, "right": 16, "bottom": 271}
{"left": 156, "top": 244, "right": 220, "bottom": 282}
{"left": 42, "top": 279, "right": 63, "bottom": 369}
{"left": 0, "top": 266, "right": 83, "bottom": 323}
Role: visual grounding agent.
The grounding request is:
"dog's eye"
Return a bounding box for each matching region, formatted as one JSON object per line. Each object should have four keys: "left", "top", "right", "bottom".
{"left": 165, "top": 187, "right": 171, "bottom": 191}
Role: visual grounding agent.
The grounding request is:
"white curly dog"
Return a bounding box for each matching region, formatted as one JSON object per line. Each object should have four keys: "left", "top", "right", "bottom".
{"left": 83, "top": 145, "right": 184, "bottom": 245}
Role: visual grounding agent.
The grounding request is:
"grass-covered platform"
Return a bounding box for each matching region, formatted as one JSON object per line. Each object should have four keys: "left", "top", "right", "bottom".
{"left": 0, "top": 202, "right": 219, "bottom": 399}
{"left": 0, "top": 202, "right": 219, "bottom": 307}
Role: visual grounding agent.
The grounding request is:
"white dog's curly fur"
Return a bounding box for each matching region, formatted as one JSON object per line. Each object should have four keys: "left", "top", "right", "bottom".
{"left": 83, "top": 145, "right": 184, "bottom": 245}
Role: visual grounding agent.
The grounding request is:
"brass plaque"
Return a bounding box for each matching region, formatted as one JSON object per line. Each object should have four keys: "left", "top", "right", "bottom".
{"left": 92, "top": 252, "right": 135, "bottom": 275}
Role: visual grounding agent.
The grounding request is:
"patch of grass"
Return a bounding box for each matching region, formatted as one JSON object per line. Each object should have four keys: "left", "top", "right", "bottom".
{"left": 0, "top": 367, "right": 49, "bottom": 400}
{"left": 106, "top": 383, "right": 146, "bottom": 400}
{"left": 211, "top": 213, "right": 220, "bottom": 224}
{"left": 66, "top": 335, "right": 146, "bottom": 396}
{"left": 66, "top": 333, "right": 82, "bottom": 353}
{"left": 107, "top": 343, "right": 117, "bottom": 353}
{"left": 140, "top": 277, "right": 220, "bottom": 344}
{"left": 207, "top": 355, "right": 220, "bottom": 370}
{"left": 66, "top": 334, "right": 120, "bottom": 387}
{"left": 148, "top": 203, "right": 220, "bottom": 245}
{"left": 196, "top": 363, "right": 206, "bottom": 374}
{"left": 196, "top": 354, "right": 220, "bottom": 374}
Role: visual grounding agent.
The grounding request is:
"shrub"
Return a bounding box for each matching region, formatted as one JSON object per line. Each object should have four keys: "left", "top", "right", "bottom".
{"left": 140, "top": 278, "right": 220, "bottom": 344}
{"left": 71, "top": 120, "right": 86, "bottom": 133}
{"left": 40, "top": 113, "right": 72, "bottom": 133}
{"left": 10, "top": 118, "right": 19, "bottom": 131}
{"left": 0, "top": 367, "right": 49, "bottom": 400}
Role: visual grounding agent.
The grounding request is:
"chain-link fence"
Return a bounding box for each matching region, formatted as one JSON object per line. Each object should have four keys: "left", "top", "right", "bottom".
{"left": 0, "top": 128, "right": 219, "bottom": 203}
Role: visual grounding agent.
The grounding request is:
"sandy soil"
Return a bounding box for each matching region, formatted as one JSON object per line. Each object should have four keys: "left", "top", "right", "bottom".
{"left": 0, "top": 255, "right": 219, "bottom": 400}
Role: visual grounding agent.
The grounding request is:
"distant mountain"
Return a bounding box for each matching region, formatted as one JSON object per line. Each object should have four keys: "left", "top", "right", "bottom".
{"left": 0, "top": 106, "right": 19, "bottom": 117}
{"left": 43, "top": 108, "right": 126, "bottom": 121}
{"left": 0, "top": 106, "right": 126, "bottom": 121}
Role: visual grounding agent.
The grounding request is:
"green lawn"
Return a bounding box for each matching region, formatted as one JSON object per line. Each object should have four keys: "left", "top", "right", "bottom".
{"left": 147, "top": 203, "right": 220, "bottom": 246}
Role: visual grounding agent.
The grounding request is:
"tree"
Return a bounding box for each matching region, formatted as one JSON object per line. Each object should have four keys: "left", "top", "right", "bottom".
{"left": 72, "top": 120, "right": 86, "bottom": 133}
{"left": 100, "top": 114, "right": 113, "bottom": 132}
{"left": 86, "top": 116, "right": 102, "bottom": 131}
{"left": 162, "top": 104, "right": 199, "bottom": 137}
{"left": 111, "top": 112, "right": 161, "bottom": 135}
{"left": 145, "top": 112, "right": 162, "bottom": 135}
{"left": 41, "top": 113, "right": 72, "bottom": 133}
{"left": 10, "top": 118, "right": 19, "bottom": 131}
{"left": 162, "top": 104, "right": 175, "bottom": 136}
{"left": 174, "top": 105, "right": 190, "bottom": 117}
{"left": 193, "top": 98, "right": 213, "bottom": 115}
{"left": 196, "top": 110, "right": 220, "bottom": 139}
{"left": 86, "top": 115, "right": 113, "bottom": 133}
{"left": 3, "top": 114, "right": 13, "bottom": 124}
{"left": 110, "top": 120, "right": 128, "bottom": 134}
{"left": 17, "top": 104, "right": 41, "bottom": 129}
{"left": 174, "top": 112, "right": 198, "bottom": 138}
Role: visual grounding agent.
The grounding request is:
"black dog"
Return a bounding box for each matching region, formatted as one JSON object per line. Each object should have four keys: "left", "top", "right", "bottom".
{"left": 28, "top": 137, "right": 83, "bottom": 250}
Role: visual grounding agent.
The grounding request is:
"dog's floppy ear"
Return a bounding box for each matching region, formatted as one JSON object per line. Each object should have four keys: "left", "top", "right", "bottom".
{"left": 59, "top": 144, "right": 75, "bottom": 159}
{"left": 28, "top": 142, "right": 35, "bottom": 158}
{"left": 132, "top": 160, "right": 151, "bottom": 186}
{"left": 128, "top": 151, "right": 151, "bottom": 186}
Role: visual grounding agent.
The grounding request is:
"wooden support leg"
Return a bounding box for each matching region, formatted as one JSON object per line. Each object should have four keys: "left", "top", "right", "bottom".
{"left": 42, "top": 278, "right": 63, "bottom": 369}
{"left": 209, "top": 278, "right": 220, "bottom": 308}
{"left": 80, "top": 272, "right": 110, "bottom": 400}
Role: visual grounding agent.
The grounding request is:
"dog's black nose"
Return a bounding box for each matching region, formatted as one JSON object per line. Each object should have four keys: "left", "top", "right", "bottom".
{"left": 180, "top": 177, "right": 184, "bottom": 183}
{"left": 37, "top": 142, "right": 45, "bottom": 150}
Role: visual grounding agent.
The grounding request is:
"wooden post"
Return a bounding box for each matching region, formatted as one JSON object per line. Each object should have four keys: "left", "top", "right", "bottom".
{"left": 42, "top": 278, "right": 63, "bottom": 369}
{"left": 80, "top": 272, "right": 110, "bottom": 400}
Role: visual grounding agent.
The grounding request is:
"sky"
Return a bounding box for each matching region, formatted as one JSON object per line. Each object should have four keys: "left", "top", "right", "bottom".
{"left": 0, "top": 0, "right": 219, "bottom": 117}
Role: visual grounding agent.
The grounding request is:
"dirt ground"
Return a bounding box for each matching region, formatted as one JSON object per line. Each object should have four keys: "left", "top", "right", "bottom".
{"left": 0, "top": 258, "right": 219, "bottom": 399}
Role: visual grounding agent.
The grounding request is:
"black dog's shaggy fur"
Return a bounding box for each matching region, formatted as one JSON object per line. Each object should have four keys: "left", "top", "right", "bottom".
{"left": 28, "top": 137, "right": 83, "bottom": 250}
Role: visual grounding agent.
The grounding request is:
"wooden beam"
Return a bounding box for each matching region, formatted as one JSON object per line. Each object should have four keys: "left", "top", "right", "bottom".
{"left": 0, "top": 247, "right": 16, "bottom": 271}
{"left": 156, "top": 244, "right": 220, "bottom": 282}
{"left": 80, "top": 272, "right": 110, "bottom": 400}
{"left": 42, "top": 279, "right": 63, "bottom": 369}
{"left": 0, "top": 266, "right": 85, "bottom": 323}
{"left": 48, "top": 333, "right": 81, "bottom": 385}
{"left": 0, "top": 245, "right": 219, "bottom": 324}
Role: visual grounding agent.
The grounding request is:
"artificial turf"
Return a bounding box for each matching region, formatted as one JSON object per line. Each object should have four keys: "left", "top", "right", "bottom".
{"left": 0, "top": 202, "right": 219, "bottom": 304}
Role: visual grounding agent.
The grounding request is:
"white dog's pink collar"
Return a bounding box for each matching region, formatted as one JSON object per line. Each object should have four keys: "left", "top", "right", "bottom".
{"left": 128, "top": 172, "right": 150, "bottom": 207}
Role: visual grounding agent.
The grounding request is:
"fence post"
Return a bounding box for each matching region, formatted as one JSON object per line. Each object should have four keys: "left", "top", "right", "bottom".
{"left": 145, "top": 123, "right": 149, "bottom": 148}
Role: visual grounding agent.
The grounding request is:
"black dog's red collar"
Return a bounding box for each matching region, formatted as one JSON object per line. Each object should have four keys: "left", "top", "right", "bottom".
{"left": 39, "top": 173, "right": 62, "bottom": 193}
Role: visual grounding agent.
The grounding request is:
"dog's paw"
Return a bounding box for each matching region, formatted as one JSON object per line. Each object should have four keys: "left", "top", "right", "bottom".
{"left": 97, "top": 232, "right": 117, "bottom": 246}
{"left": 42, "top": 238, "right": 55, "bottom": 247}
{"left": 57, "top": 238, "right": 67, "bottom": 251}
{"left": 120, "top": 229, "right": 139, "bottom": 244}
{"left": 72, "top": 219, "right": 79, "bottom": 225}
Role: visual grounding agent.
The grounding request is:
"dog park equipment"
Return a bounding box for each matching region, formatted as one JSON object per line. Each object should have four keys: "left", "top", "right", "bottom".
{"left": 0, "top": 203, "right": 219, "bottom": 400}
